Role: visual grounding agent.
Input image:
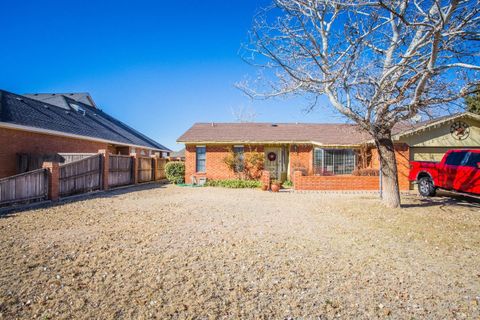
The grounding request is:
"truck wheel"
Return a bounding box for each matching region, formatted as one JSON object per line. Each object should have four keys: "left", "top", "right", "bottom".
{"left": 418, "top": 176, "right": 436, "bottom": 197}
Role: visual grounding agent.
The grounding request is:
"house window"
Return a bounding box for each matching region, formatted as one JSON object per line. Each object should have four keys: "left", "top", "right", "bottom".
{"left": 233, "top": 146, "right": 244, "bottom": 172}
{"left": 314, "top": 148, "right": 356, "bottom": 175}
{"left": 196, "top": 146, "right": 206, "bottom": 172}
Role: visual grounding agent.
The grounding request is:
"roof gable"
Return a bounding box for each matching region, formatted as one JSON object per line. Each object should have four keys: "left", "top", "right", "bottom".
{"left": 23, "top": 93, "right": 97, "bottom": 108}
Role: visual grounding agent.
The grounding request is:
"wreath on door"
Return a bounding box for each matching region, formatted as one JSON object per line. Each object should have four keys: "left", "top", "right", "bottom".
{"left": 267, "top": 152, "right": 277, "bottom": 161}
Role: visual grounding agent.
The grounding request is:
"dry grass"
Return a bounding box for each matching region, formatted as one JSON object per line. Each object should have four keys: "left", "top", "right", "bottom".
{"left": 0, "top": 184, "right": 479, "bottom": 319}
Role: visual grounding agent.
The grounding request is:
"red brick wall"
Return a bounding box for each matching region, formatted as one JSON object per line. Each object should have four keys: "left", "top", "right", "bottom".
{"left": 289, "top": 144, "right": 313, "bottom": 176}
{"left": 294, "top": 170, "right": 379, "bottom": 190}
{"left": 184, "top": 144, "right": 266, "bottom": 183}
{"left": 0, "top": 127, "right": 108, "bottom": 178}
{"left": 370, "top": 143, "right": 410, "bottom": 191}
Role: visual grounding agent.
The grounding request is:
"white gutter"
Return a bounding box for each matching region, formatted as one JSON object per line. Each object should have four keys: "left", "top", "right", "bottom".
{"left": 177, "top": 140, "right": 362, "bottom": 147}
{"left": 0, "top": 122, "right": 170, "bottom": 152}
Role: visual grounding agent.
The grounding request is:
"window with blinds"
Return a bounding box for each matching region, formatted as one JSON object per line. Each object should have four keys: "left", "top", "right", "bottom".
{"left": 314, "top": 148, "right": 356, "bottom": 175}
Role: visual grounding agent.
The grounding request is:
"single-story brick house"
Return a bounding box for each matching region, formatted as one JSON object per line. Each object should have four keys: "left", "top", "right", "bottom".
{"left": 177, "top": 112, "right": 480, "bottom": 190}
{"left": 0, "top": 89, "right": 170, "bottom": 178}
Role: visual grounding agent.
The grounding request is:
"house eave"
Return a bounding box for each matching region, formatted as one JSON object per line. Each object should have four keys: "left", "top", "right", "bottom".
{"left": 392, "top": 112, "right": 480, "bottom": 141}
{"left": 0, "top": 122, "right": 170, "bottom": 153}
{"left": 177, "top": 140, "right": 364, "bottom": 148}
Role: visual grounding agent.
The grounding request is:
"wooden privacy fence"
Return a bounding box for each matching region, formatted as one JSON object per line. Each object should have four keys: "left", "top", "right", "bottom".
{"left": 156, "top": 158, "right": 167, "bottom": 179}
{"left": 59, "top": 154, "right": 102, "bottom": 197}
{"left": 109, "top": 154, "right": 133, "bottom": 188}
{"left": 137, "top": 157, "right": 153, "bottom": 183}
{"left": 16, "top": 153, "right": 95, "bottom": 173}
{"left": 2, "top": 149, "right": 169, "bottom": 207}
{"left": 59, "top": 153, "right": 96, "bottom": 164}
{"left": 0, "top": 169, "right": 48, "bottom": 207}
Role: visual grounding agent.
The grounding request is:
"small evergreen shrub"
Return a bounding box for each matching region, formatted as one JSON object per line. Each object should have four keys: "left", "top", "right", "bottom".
{"left": 282, "top": 180, "right": 293, "bottom": 188}
{"left": 204, "top": 179, "right": 262, "bottom": 188}
{"left": 165, "top": 161, "right": 185, "bottom": 184}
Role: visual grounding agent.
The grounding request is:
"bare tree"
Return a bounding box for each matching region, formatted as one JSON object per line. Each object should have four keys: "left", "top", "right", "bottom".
{"left": 231, "top": 105, "right": 258, "bottom": 122}
{"left": 239, "top": 0, "right": 480, "bottom": 207}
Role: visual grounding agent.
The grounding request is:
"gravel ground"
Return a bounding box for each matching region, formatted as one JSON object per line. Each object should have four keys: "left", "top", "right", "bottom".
{"left": 0, "top": 184, "right": 479, "bottom": 319}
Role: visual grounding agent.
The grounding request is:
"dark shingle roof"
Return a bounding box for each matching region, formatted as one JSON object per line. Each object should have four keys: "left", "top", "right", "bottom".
{"left": 0, "top": 89, "right": 170, "bottom": 151}
{"left": 177, "top": 122, "right": 371, "bottom": 145}
{"left": 23, "top": 93, "right": 97, "bottom": 108}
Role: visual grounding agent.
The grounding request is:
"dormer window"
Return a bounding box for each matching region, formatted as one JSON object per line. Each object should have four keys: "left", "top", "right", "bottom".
{"left": 70, "top": 103, "right": 86, "bottom": 115}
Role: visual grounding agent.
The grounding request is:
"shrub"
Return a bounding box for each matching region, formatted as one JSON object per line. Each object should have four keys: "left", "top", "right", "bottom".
{"left": 222, "top": 147, "right": 264, "bottom": 180}
{"left": 204, "top": 179, "right": 262, "bottom": 188}
{"left": 165, "top": 161, "right": 185, "bottom": 184}
{"left": 282, "top": 180, "right": 293, "bottom": 188}
{"left": 352, "top": 168, "right": 379, "bottom": 176}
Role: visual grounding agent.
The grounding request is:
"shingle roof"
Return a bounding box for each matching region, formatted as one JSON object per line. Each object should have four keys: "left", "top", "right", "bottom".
{"left": 0, "top": 89, "right": 170, "bottom": 152}
{"left": 177, "top": 122, "right": 371, "bottom": 145}
{"left": 170, "top": 148, "right": 185, "bottom": 158}
{"left": 177, "top": 112, "right": 476, "bottom": 146}
{"left": 23, "top": 93, "right": 97, "bottom": 108}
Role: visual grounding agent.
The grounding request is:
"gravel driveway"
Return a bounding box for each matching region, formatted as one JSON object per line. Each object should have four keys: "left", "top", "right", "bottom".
{"left": 0, "top": 184, "right": 479, "bottom": 319}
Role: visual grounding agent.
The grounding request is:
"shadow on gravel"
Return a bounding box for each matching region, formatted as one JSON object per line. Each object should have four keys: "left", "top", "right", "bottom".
{"left": 402, "top": 190, "right": 480, "bottom": 209}
{"left": 0, "top": 182, "right": 169, "bottom": 218}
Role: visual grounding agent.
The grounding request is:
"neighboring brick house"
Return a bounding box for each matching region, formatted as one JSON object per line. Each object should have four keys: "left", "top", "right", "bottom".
{"left": 177, "top": 112, "right": 480, "bottom": 191}
{"left": 0, "top": 89, "right": 170, "bottom": 178}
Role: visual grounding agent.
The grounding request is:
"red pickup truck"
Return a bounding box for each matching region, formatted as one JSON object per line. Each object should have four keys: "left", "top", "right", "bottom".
{"left": 409, "top": 149, "right": 480, "bottom": 196}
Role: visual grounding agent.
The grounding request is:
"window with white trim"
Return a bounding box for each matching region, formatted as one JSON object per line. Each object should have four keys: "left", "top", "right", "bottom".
{"left": 314, "top": 148, "right": 356, "bottom": 175}
{"left": 196, "top": 146, "right": 206, "bottom": 172}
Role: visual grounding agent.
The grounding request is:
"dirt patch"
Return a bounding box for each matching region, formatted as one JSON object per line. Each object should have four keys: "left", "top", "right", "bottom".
{"left": 0, "top": 185, "right": 479, "bottom": 319}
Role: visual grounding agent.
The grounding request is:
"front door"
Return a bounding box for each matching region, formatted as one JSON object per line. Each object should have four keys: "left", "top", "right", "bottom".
{"left": 265, "top": 147, "right": 282, "bottom": 180}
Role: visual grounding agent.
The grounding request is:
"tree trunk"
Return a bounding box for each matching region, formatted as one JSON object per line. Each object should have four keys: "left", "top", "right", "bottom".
{"left": 374, "top": 131, "right": 401, "bottom": 208}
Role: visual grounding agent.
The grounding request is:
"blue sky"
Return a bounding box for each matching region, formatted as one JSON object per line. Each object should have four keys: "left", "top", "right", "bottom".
{"left": 0, "top": 0, "right": 343, "bottom": 150}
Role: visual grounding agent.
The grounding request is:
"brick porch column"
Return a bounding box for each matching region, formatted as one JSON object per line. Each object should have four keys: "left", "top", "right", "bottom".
{"left": 98, "top": 149, "right": 110, "bottom": 190}
{"left": 42, "top": 162, "right": 60, "bottom": 201}
{"left": 261, "top": 170, "right": 271, "bottom": 189}
{"left": 130, "top": 152, "right": 138, "bottom": 184}
{"left": 293, "top": 170, "right": 303, "bottom": 190}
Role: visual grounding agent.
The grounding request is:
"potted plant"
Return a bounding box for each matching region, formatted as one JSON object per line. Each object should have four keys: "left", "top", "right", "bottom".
{"left": 271, "top": 180, "right": 282, "bottom": 192}
{"left": 261, "top": 183, "right": 269, "bottom": 191}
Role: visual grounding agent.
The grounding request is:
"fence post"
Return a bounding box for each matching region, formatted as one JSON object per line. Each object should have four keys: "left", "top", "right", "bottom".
{"left": 98, "top": 149, "right": 110, "bottom": 190}
{"left": 42, "top": 162, "right": 60, "bottom": 201}
{"left": 151, "top": 155, "right": 158, "bottom": 181}
{"left": 130, "top": 153, "right": 138, "bottom": 184}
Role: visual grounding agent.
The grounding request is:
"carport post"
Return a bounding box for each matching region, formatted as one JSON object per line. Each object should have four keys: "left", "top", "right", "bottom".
{"left": 98, "top": 149, "right": 110, "bottom": 190}
{"left": 151, "top": 155, "right": 158, "bottom": 181}
{"left": 379, "top": 163, "right": 383, "bottom": 199}
{"left": 130, "top": 152, "right": 138, "bottom": 184}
